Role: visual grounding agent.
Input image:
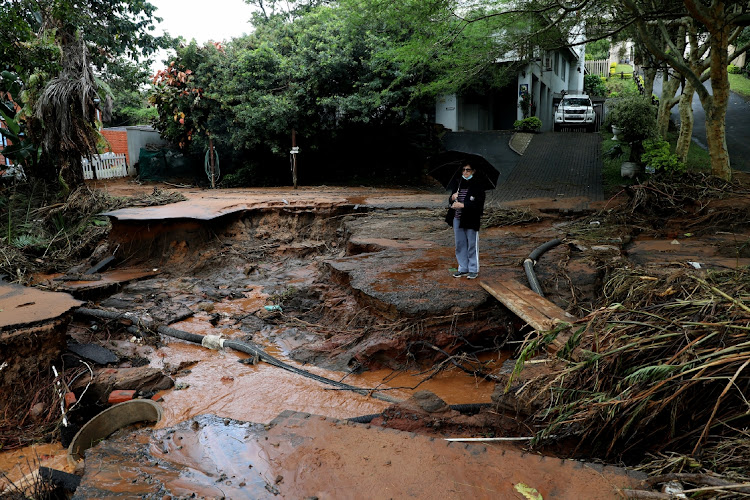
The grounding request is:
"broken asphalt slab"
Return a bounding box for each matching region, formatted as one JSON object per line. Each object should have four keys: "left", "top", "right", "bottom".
{"left": 1, "top": 282, "right": 83, "bottom": 388}
{"left": 0, "top": 281, "right": 82, "bottom": 330}
{"left": 73, "top": 410, "right": 645, "bottom": 499}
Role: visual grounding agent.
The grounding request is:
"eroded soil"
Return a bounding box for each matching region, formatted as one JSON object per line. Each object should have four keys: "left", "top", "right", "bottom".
{"left": 3, "top": 177, "right": 750, "bottom": 497}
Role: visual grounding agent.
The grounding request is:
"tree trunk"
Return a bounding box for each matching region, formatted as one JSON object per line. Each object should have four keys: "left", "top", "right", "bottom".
{"left": 657, "top": 75, "right": 680, "bottom": 139}
{"left": 29, "top": 154, "right": 59, "bottom": 183}
{"left": 675, "top": 80, "right": 694, "bottom": 163}
{"left": 703, "top": 97, "right": 731, "bottom": 180}
{"left": 699, "top": 26, "right": 732, "bottom": 181}
{"left": 643, "top": 66, "right": 657, "bottom": 99}
{"left": 59, "top": 153, "right": 84, "bottom": 196}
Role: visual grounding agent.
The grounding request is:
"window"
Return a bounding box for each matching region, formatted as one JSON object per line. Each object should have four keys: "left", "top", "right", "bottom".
{"left": 554, "top": 53, "right": 559, "bottom": 75}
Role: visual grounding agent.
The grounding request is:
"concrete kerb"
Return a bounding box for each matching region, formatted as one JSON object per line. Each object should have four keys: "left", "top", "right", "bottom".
{"left": 509, "top": 132, "right": 534, "bottom": 155}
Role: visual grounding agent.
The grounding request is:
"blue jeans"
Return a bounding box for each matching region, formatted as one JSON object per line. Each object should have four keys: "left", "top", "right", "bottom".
{"left": 453, "top": 218, "right": 479, "bottom": 273}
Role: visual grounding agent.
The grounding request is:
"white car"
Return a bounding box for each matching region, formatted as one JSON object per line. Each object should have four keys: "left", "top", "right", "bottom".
{"left": 554, "top": 94, "right": 596, "bottom": 132}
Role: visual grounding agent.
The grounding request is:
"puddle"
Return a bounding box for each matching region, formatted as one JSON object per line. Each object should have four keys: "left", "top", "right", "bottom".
{"left": 152, "top": 313, "right": 500, "bottom": 430}
{"left": 211, "top": 290, "right": 269, "bottom": 317}
{"left": 0, "top": 443, "right": 72, "bottom": 490}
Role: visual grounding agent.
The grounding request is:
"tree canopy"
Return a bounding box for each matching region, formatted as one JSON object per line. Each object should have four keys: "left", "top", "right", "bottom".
{"left": 149, "top": 0, "right": 569, "bottom": 185}
{"left": 1, "top": 0, "right": 171, "bottom": 190}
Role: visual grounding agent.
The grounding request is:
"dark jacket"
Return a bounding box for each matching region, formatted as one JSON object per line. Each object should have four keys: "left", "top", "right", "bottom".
{"left": 444, "top": 176, "right": 486, "bottom": 231}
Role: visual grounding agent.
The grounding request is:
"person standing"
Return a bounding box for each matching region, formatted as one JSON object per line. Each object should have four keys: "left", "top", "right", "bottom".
{"left": 445, "top": 163, "right": 486, "bottom": 279}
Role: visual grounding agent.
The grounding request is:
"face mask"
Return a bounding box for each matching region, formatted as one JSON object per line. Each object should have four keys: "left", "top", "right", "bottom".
{"left": 462, "top": 173, "right": 473, "bottom": 180}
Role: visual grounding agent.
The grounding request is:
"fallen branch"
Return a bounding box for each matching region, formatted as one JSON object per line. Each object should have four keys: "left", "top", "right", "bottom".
{"left": 445, "top": 437, "right": 533, "bottom": 442}
{"left": 646, "top": 473, "right": 750, "bottom": 494}
{"left": 621, "top": 490, "right": 674, "bottom": 499}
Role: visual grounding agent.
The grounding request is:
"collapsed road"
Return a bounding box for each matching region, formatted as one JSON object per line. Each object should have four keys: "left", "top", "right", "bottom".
{"left": 5, "top": 181, "right": 747, "bottom": 498}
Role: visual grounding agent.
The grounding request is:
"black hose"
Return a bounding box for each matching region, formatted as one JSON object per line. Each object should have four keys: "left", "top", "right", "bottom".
{"left": 222, "top": 339, "right": 399, "bottom": 404}
{"left": 449, "top": 402, "right": 492, "bottom": 414}
{"left": 524, "top": 259, "right": 544, "bottom": 297}
{"left": 347, "top": 403, "right": 493, "bottom": 423}
{"left": 528, "top": 238, "right": 562, "bottom": 262}
{"left": 78, "top": 308, "right": 495, "bottom": 410}
{"left": 524, "top": 238, "right": 563, "bottom": 297}
{"left": 76, "top": 307, "right": 401, "bottom": 403}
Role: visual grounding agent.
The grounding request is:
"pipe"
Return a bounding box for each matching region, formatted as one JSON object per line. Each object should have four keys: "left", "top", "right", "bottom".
{"left": 523, "top": 238, "right": 563, "bottom": 297}
{"left": 75, "top": 307, "right": 400, "bottom": 404}
{"left": 523, "top": 259, "right": 544, "bottom": 297}
{"left": 528, "top": 238, "right": 562, "bottom": 262}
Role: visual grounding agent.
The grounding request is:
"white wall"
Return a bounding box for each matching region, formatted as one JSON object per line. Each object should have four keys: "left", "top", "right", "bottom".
{"left": 435, "top": 95, "right": 458, "bottom": 132}
{"left": 520, "top": 48, "right": 581, "bottom": 130}
{"left": 125, "top": 126, "right": 170, "bottom": 176}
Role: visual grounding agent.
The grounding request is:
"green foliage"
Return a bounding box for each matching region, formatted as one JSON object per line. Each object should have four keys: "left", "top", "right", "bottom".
{"left": 604, "top": 94, "right": 657, "bottom": 144}
{"left": 1, "top": 0, "right": 171, "bottom": 188}
{"left": 101, "top": 60, "right": 159, "bottom": 126}
{"left": 728, "top": 73, "right": 750, "bottom": 99}
{"left": 585, "top": 39, "right": 610, "bottom": 61}
{"left": 727, "top": 64, "right": 741, "bottom": 74}
{"left": 11, "top": 233, "right": 44, "bottom": 250}
{"left": 149, "top": 3, "right": 441, "bottom": 185}
{"left": 518, "top": 92, "right": 532, "bottom": 118}
{"left": 221, "top": 166, "right": 257, "bottom": 188}
{"left": 1, "top": 0, "right": 171, "bottom": 82}
{"left": 0, "top": 71, "right": 39, "bottom": 171}
{"left": 513, "top": 116, "right": 542, "bottom": 132}
{"left": 641, "top": 139, "right": 686, "bottom": 174}
{"left": 605, "top": 77, "right": 639, "bottom": 97}
{"left": 149, "top": 41, "right": 223, "bottom": 150}
{"left": 583, "top": 74, "right": 607, "bottom": 97}
{"left": 610, "top": 64, "right": 634, "bottom": 79}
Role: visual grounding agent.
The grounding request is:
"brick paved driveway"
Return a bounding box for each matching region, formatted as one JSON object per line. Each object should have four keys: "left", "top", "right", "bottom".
{"left": 489, "top": 131, "right": 604, "bottom": 206}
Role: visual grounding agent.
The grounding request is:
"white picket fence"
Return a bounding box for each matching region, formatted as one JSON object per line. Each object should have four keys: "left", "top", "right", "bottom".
{"left": 584, "top": 59, "right": 610, "bottom": 76}
{"left": 82, "top": 153, "right": 128, "bottom": 179}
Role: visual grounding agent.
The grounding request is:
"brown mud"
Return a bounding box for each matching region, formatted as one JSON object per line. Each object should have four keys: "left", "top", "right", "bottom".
{"left": 2, "top": 176, "right": 750, "bottom": 497}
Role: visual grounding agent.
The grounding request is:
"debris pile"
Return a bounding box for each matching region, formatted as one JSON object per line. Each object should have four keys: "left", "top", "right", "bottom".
{"left": 618, "top": 172, "right": 750, "bottom": 235}
{"left": 0, "top": 183, "right": 186, "bottom": 284}
{"left": 512, "top": 265, "right": 750, "bottom": 483}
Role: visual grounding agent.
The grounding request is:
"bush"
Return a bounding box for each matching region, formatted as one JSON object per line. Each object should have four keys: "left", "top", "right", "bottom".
{"left": 584, "top": 74, "right": 607, "bottom": 97}
{"left": 604, "top": 94, "right": 657, "bottom": 143}
{"left": 606, "top": 78, "right": 639, "bottom": 97}
{"left": 728, "top": 64, "right": 741, "bottom": 74}
{"left": 513, "top": 116, "right": 542, "bottom": 132}
{"left": 641, "top": 139, "right": 686, "bottom": 174}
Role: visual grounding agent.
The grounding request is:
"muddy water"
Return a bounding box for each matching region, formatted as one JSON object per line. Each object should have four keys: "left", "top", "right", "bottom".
{"left": 154, "top": 311, "right": 499, "bottom": 430}
{"left": 0, "top": 443, "right": 71, "bottom": 490}
{"left": 1, "top": 323, "right": 498, "bottom": 491}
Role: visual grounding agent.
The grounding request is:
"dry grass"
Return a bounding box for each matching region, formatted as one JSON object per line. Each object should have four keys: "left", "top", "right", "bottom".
{"left": 511, "top": 266, "right": 750, "bottom": 481}
{"left": 0, "top": 182, "right": 186, "bottom": 283}
{"left": 482, "top": 207, "right": 542, "bottom": 229}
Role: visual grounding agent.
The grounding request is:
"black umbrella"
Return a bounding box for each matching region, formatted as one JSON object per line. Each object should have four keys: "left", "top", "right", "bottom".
{"left": 426, "top": 151, "right": 500, "bottom": 191}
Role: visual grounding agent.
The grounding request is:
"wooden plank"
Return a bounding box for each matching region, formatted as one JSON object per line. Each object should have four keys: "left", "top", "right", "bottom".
{"left": 496, "top": 279, "right": 576, "bottom": 324}
{"left": 480, "top": 279, "right": 575, "bottom": 332}
{"left": 481, "top": 278, "right": 580, "bottom": 357}
{"left": 481, "top": 280, "right": 553, "bottom": 331}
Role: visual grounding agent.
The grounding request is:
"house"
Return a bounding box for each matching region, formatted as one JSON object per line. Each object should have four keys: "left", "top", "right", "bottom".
{"left": 435, "top": 44, "right": 585, "bottom": 133}
{"left": 434, "top": 8, "right": 588, "bottom": 138}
